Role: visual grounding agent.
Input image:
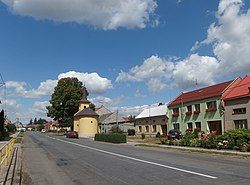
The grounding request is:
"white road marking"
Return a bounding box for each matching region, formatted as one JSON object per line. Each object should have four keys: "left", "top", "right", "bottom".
{"left": 46, "top": 135, "right": 217, "bottom": 179}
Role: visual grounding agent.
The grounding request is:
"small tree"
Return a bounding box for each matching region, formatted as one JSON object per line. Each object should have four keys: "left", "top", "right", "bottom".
{"left": 6, "top": 124, "right": 16, "bottom": 133}
{"left": 89, "top": 103, "right": 96, "bottom": 111}
{"left": 46, "top": 77, "right": 83, "bottom": 127}
{"left": 34, "top": 118, "right": 37, "bottom": 124}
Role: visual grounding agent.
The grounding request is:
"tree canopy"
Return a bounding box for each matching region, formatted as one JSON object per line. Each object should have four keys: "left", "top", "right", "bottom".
{"left": 46, "top": 77, "right": 83, "bottom": 127}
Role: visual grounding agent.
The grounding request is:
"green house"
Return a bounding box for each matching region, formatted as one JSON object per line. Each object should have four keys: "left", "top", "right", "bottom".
{"left": 167, "top": 80, "right": 234, "bottom": 135}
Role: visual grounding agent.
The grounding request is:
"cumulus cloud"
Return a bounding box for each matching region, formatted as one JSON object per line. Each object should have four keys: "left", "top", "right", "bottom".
{"left": 59, "top": 71, "right": 113, "bottom": 94}
{"left": 118, "top": 0, "right": 250, "bottom": 91}
{"left": 173, "top": 54, "right": 219, "bottom": 89}
{"left": 5, "top": 71, "right": 112, "bottom": 99}
{"left": 116, "top": 55, "right": 174, "bottom": 92}
{"left": 194, "top": 0, "right": 250, "bottom": 76}
{"left": 116, "top": 54, "right": 219, "bottom": 91}
{"left": 1, "top": 0, "right": 158, "bottom": 30}
{"left": 32, "top": 101, "right": 50, "bottom": 114}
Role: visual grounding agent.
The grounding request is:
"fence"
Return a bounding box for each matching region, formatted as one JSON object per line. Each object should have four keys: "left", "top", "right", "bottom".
{"left": 0, "top": 138, "right": 15, "bottom": 167}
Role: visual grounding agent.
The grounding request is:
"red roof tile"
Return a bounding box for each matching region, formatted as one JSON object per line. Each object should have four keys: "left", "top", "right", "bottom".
{"left": 222, "top": 76, "right": 250, "bottom": 100}
{"left": 168, "top": 80, "right": 233, "bottom": 107}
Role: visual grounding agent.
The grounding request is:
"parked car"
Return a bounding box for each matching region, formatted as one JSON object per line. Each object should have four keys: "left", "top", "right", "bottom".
{"left": 41, "top": 129, "right": 46, "bottom": 133}
{"left": 66, "top": 131, "right": 78, "bottom": 138}
{"left": 168, "top": 129, "right": 181, "bottom": 140}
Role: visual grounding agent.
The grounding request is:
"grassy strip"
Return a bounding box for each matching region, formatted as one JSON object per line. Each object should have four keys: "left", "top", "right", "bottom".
{"left": 135, "top": 144, "right": 250, "bottom": 157}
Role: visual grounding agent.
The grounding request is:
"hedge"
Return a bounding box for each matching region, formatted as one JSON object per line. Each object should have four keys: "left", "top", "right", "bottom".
{"left": 95, "top": 133, "right": 127, "bottom": 143}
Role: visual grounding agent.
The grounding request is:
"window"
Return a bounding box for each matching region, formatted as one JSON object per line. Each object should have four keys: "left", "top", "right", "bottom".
{"left": 233, "top": 108, "right": 246, "bottom": 115}
{"left": 153, "top": 120, "right": 156, "bottom": 123}
{"left": 84, "top": 106, "right": 87, "bottom": 109}
{"left": 194, "top": 104, "right": 200, "bottom": 114}
{"left": 162, "top": 119, "right": 166, "bottom": 122}
{"left": 187, "top": 122, "right": 193, "bottom": 129}
{"left": 173, "top": 123, "right": 180, "bottom": 130}
{"left": 152, "top": 125, "right": 156, "bottom": 132}
{"left": 91, "top": 121, "right": 93, "bottom": 123}
{"left": 187, "top": 105, "right": 192, "bottom": 112}
{"left": 173, "top": 108, "right": 179, "bottom": 114}
{"left": 206, "top": 101, "right": 217, "bottom": 112}
{"left": 145, "top": 126, "right": 149, "bottom": 132}
{"left": 173, "top": 108, "right": 179, "bottom": 117}
{"left": 139, "top": 126, "right": 142, "bottom": 132}
{"left": 195, "top": 122, "right": 201, "bottom": 130}
{"left": 234, "top": 120, "right": 248, "bottom": 129}
{"left": 186, "top": 105, "right": 192, "bottom": 116}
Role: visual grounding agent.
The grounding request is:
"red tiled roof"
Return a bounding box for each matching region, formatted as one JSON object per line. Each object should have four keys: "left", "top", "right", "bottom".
{"left": 222, "top": 76, "right": 250, "bottom": 100}
{"left": 168, "top": 80, "right": 233, "bottom": 107}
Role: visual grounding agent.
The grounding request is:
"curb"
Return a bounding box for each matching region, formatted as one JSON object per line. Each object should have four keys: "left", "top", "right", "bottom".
{"left": 130, "top": 142, "right": 250, "bottom": 157}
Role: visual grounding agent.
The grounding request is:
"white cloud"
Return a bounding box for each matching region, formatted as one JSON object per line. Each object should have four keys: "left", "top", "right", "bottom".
{"left": 116, "top": 55, "right": 174, "bottom": 92}
{"left": 5, "top": 71, "right": 112, "bottom": 98}
{"left": 116, "top": 54, "right": 219, "bottom": 91}
{"left": 1, "top": 0, "right": 158, "bottom": 30}
{"left": 32, "top": 101, "right": 50, "bottom": 114}
{"left": 194, "top": 0, "right": 250, "bottom": 76}
{"left": 118, "top": 0, "right": 250, "bottom": 91}
{"left": 58, "top": 71, "right": 113, "bottom": 94}
{"left": 173, "top": 54, "right": 219, "bottom": 89}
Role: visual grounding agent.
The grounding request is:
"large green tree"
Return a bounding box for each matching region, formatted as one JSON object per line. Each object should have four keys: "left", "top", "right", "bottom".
{"left": 46, "top": 77, "right": 83, "bottom": 127}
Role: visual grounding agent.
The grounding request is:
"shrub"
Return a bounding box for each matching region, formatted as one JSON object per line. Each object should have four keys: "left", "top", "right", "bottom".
{"left": 180, "top": 132, "right": 198, "bottom": 146}
{"left": 127, "top": 129, "right": 135, "bottom": 136}
{"left": 5, "top": 124, "right": 16, "bottom": 133}
{"left": 110, "top": 125, "right": 123, "bottom": 134}
{"left": 95, "top": 133, "right": 126, "bottom": 143}
{"left": 141, "top": 133, "right": 145, "bottom": 140}
{"left": 156, "top": 132, "right": 161, "bottom": 138}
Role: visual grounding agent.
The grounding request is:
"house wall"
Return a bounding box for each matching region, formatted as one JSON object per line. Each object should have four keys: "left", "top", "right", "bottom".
{"left": 73, "top": 118, "right": 80, "bottom": 132}
{"left": 101, "top": 122, "right": 135, "bottom": 133}
{"left": 224, "top": 97, "right": 250, "bottom": 131}
{"left": 168, "top": 97, "right": 224, "bottom": 134}
{"left": 78, "top": 117, "right": 98, "bottom": 138}
{"left": 135, "top": 116, "right": 167, "bottom": 136}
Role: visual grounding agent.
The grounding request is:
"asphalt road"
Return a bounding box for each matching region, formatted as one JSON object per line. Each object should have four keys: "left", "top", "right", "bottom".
{"left": 22, "top": 132, "right": 250, "bottom": 185}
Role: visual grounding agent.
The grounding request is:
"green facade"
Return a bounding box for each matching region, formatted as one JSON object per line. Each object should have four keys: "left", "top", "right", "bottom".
{"left": 167, "top": 96, "right": 224, "bottom": 134}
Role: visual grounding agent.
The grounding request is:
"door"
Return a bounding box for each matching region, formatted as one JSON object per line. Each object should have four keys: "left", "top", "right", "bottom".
{"left": 208, "top": 121, "right": 222, "bottom": 135}
{"left": 161, "top": 125, "right": 167, "bottom": 135}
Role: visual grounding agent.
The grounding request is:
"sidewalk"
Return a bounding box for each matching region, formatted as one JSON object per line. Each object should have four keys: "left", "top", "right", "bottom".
{"left": 127, "top": 142, "right": 250, "bottom": 157}
{"left": 0, "top": 132, "right": 22, "bottom": 185}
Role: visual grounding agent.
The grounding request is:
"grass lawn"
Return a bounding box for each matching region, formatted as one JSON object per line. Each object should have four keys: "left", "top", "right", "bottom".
{"left": 127, "top": 135, "right": 162, "bottom": 144}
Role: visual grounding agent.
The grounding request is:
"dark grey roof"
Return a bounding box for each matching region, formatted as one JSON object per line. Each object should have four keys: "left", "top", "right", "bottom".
{"left": 74, "top": 108, "right": 99, "bottom": 117}
{"left": 99, "top": 113, "right": 113, "bottom": 123}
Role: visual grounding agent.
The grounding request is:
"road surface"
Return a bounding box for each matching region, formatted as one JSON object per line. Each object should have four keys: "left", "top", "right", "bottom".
{"left": 22, "top": 132, "right": 250, "bottom": 185}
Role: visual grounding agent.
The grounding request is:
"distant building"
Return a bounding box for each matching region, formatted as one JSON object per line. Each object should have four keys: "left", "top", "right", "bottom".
{"left": 168, "top": 80, "right": 236, "bottom": 135}
{"left": 135, "top": 104, "right": 168, "bottom": 136}
{"left": 13, "top": 118, "right": 26, "bottom": 131}
{"left": 222, "top": 76, "right": 250, "bottom": 130}
{"left": 97, "top": 106, "right": 134, "bottom": 133}
{"left": 44, "top": 120, "right": 61, "bottom": 131}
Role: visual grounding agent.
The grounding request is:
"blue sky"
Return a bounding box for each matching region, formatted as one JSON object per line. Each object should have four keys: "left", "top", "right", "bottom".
{"left": 0, "top": 0, "right": 250, "bottom": 123}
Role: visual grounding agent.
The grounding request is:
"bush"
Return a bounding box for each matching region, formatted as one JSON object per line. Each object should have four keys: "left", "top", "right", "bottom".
{"left": 180, "top": 132, "right": 198, "bottom": 146}
{"left": 141, "top": 133, "right": 145, "bottom": 140}
{"left": 5, "top": 124, "right": 16, "bottom": 133}
{"left": 110, "top": 125, "right": 123, "bottom": 134}
{"left": 95, "top": 133, "right": 126, "bottom": 143}
{"left": 216, "top": 129, "right": 250, "bottom": 150}
{"left": 156, "top": 132, "right": 161, "bottom": 138}
{"left": 127, "top": 129, "right": 135, "bottom": 136}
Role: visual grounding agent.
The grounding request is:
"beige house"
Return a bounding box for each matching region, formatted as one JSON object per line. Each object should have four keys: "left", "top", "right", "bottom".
{"left": 222, "top": 76, "right": 250, "bottom": 130}
{"left": 73, "top": 87, "right": 99, "bottom": 138}
{"left": 135, "top": 104, "right": 168, "bottom": 136}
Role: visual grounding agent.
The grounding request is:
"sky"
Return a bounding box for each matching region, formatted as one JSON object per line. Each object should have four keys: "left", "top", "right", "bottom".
{"left": 0, "top": 0, "right": 250, "bottom": 124}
